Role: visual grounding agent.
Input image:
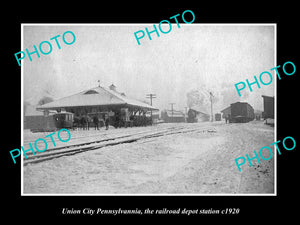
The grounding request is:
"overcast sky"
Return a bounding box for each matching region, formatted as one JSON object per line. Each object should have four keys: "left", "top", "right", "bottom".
{"left": 23, "top": 24, "right": 275, "bottom": 112}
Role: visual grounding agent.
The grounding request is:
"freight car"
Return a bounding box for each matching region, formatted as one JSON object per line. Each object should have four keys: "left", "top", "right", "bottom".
{"left": 215, "top": 113, "right": 221, "bottom": 121}
{"left": 29, "top": 112, "right": 74, "bottom": 132}
{"left": 229, "top": 102, "right": 254, "bottom": 123}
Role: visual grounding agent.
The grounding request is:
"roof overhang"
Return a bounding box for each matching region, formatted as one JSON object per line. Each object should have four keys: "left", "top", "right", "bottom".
{"left": 37, "top": 103, "right": 159, "bottom": 111}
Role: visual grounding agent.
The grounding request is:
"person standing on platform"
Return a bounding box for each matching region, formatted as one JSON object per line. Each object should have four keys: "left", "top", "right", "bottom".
{"left": 93, "top": 115, "right": 99, "bottom": 130}
{"left": 104, "top": 114, "right": 110, "bottom": 130}
{"left": 81, "top": 116, "right": 87, "bottom": 130}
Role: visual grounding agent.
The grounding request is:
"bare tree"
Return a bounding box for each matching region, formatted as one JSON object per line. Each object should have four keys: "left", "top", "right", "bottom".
{"left": 187, "top": 88, "right": 219, "bottom": 109}
{"left": 38, "top": 96, "right": 53, "bottom": 106}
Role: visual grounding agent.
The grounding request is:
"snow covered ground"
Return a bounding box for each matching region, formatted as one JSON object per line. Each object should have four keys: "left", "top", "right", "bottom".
{"left": 23, "top": 121, "right": 274, "bottom": 195}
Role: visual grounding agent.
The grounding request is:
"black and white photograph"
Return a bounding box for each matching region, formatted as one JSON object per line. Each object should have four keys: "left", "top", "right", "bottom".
{"left": 21, "top": 24, "right": 276, "bottom": 195}
{"left": 4, "top": 4, "right": 298, "bottom": 221}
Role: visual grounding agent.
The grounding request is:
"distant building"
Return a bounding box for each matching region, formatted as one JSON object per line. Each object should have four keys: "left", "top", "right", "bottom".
{"left": 24, "top": 103, "right": 56, "bottom": 130}
{"left": 262, "top": 95, "right": 274, "bottom": 119}
{"left": 161, "top": 110, "right": 185, "bottom": 123}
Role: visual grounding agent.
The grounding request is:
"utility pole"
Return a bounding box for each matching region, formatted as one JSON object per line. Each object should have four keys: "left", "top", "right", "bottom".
{"left": 184, "top": 107, "right": 188, "bottom": 122}
{"left": 146, "top": 94, "right": 156, "bottom": 106}
{"left": 209, "top": 91, "right": 214, "bottom": 122}
{"left": 146, "top": 94, "right": 156, "bottom": 122}
{"left": 169, "top": 103, "right": 176, "bottom": 118}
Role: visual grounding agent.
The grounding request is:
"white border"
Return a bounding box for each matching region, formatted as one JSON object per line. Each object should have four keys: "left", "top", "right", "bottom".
{"left": 21, "top": 23, "right": 24, "bottom": 192}
{"left": 21, "top": 23, "right": 277, "bottom": 196}
{"left": 274, "top": 24, "right": 277, "bottom": 196}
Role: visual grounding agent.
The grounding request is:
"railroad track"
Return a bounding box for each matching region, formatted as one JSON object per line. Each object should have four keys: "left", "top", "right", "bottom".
{"left": 22, "top": 125, "right": 182, "bottom": 147}
{"left": 23, "top": 126, "right": 180, "bottom": 157}
{"left": 23, "top": 126, "right": 216, "bottom": 166}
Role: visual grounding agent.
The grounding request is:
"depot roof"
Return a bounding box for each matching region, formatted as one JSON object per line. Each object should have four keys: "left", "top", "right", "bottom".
{"left": 36, "top": 86, "right": 158, "bottom": 111}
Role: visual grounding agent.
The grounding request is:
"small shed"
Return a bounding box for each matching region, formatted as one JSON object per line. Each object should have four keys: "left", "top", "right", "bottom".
{"left": 24, "top": 104, "right": 56, "bottom": 130}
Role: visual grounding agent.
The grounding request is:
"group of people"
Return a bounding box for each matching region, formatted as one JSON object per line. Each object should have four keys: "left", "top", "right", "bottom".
{"left": 73, "top": 114, "right": 110, "bottom": 130}
{"left": 73, "top": 113, "right": 153, "bottom": 130}
{"left": 92, "top": 114, "right": 110, "bottom": 130}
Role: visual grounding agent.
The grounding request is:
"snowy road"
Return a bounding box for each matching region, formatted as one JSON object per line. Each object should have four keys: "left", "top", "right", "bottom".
{"left": 23, "top": 121, "right": 274, "bottom": 194}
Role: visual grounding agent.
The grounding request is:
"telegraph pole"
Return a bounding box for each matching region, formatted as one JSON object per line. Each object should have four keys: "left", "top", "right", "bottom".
{"left": 209, "top": 91, "right": 214, "bottom": 122}
{"left": 169, "top": 103, "right": 176, "bottom": 118}
{"left": 146, "top": 94, "right": 156, "bottom": 106}
{"left": 146, "top": 94, "right": 156, "bottom": 121}
{"left": 184, "top": 107, "right": 188, "bottom": 122}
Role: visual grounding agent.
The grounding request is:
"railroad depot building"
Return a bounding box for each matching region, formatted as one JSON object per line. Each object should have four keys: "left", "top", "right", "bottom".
{"left": 36, "top": 84, "right": 158, "bottom": 127}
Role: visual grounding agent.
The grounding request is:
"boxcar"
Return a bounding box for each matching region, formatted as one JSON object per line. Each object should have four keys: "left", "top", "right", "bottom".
{"left": 230, "top": 102, "right": 254, "bottom": 123}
